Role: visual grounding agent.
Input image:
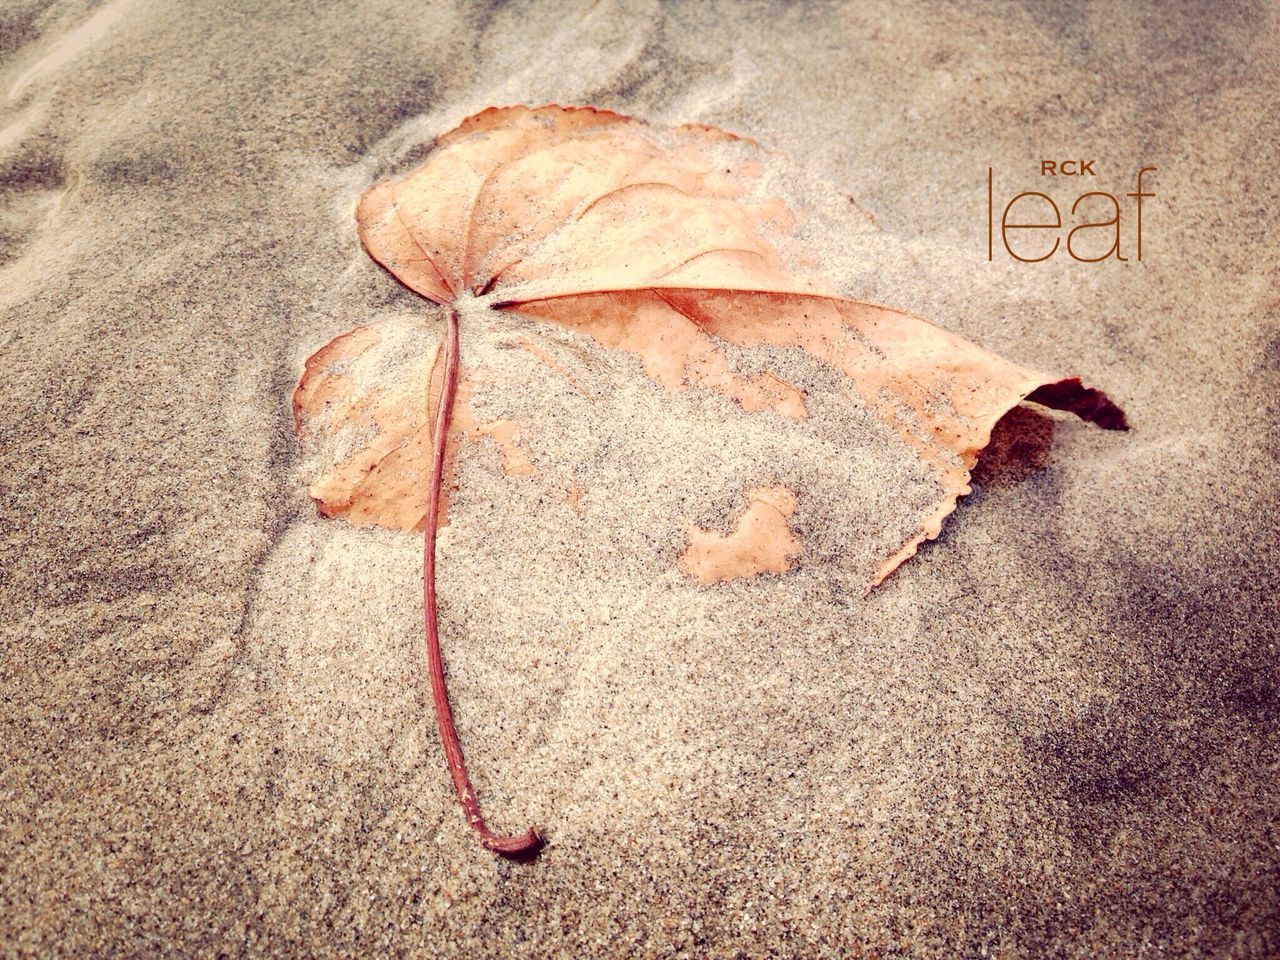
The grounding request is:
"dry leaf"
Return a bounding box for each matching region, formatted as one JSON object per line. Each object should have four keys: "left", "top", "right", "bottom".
{"left": 298, "top": 104, "right": 1124, "bottom": 584}
{"left": 292, "top": 104, "right": 1126, "bottom": 856}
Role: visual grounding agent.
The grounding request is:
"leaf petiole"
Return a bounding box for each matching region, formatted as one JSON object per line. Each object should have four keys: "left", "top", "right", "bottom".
{"left": 422, "top": 307, "right": 543, "bottom": 859}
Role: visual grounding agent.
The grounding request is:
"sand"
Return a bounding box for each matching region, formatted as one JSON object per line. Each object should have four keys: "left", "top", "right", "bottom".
{"left": 2, "top": 1, "right": 1278, "bottom": 956}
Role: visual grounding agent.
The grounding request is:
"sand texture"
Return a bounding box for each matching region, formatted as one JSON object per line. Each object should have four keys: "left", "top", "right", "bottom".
{"left": 2, "top": 1, "right": 1278, "bottom": 957}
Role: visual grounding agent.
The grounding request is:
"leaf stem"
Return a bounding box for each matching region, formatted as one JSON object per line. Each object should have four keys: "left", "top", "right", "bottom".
{"left": 423, "top": 306, "right": 544, "bottom": 859}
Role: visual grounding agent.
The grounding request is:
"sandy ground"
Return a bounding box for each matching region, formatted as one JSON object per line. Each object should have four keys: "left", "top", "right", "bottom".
{"left": 2, "top": 1, "right": 1278, "bottom": 956}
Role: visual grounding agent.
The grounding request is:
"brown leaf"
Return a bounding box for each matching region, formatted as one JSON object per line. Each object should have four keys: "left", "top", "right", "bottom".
{"left": 295, "top": 104, "right": 1125, "bottom": 587}
{"left": 292, "top": 104, "right": 1129, "bottom": 858}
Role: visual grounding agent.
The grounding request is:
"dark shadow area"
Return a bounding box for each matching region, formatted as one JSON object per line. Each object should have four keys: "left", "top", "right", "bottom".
{"left": 971, "top": 404, "right": 1056, "bottom": 489}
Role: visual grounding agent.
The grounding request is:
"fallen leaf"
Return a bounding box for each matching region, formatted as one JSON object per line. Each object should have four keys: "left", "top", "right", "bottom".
{"left": 292, "top": 104, "right": 1127, "bottom": 857}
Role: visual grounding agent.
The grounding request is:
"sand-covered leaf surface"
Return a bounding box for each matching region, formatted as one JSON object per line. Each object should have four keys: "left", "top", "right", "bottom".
{"left": 296, "top": 103, "right": 1124, "bottom": 593}
{"left": 2, "top": 2, "right": 1278, "bottom": 957}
